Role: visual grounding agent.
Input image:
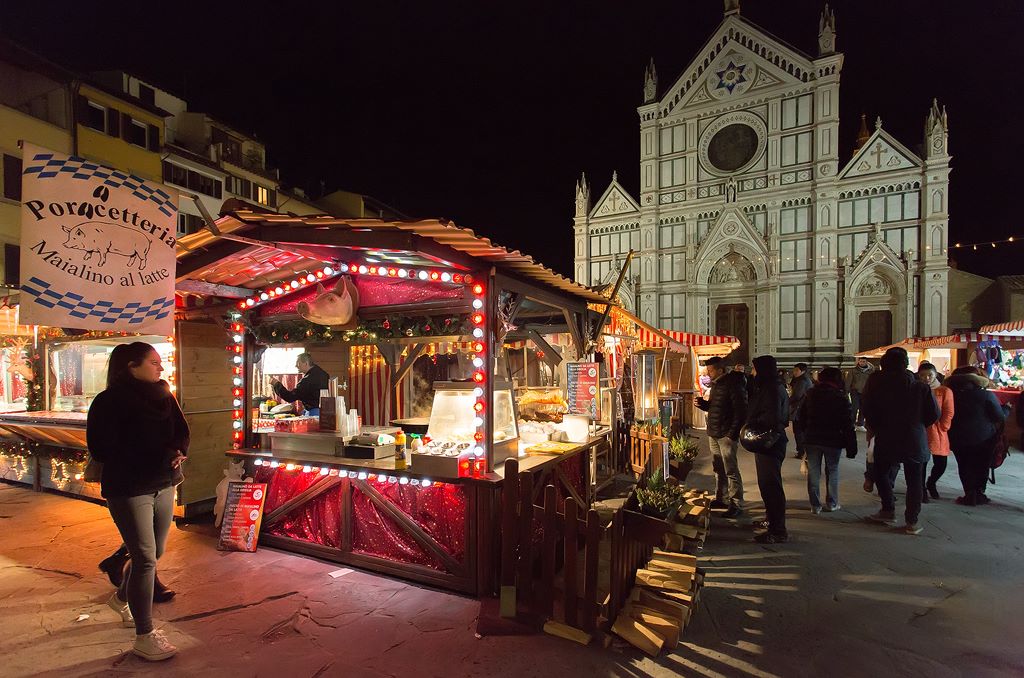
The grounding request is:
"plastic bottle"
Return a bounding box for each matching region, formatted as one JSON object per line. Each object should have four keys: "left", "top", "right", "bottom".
{"left": 394, "top": 430, "right": 407, "bottom": 470}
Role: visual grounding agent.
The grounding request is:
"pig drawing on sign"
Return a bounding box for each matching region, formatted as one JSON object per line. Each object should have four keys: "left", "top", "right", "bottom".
{"left": 61, "top": 221, "right": 153, "bottom": 271}
{"left": 296, "top": 276, "right": 359, "bottom": 328}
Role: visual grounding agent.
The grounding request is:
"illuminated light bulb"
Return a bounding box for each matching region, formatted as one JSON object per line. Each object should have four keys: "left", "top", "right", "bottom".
{"left": 429, "top": 271, "right": 440, "bottom": 281}
{"left": 320, "top": 467, "right": 329, "bottom": 475}
{"left": 329, "top": 468, "right": 339, "bottom": 476}
{"left": 422, "top": 479, "right": 432, "bottom": 488}
{"left": 475, "top": 447, "right": 485, "bottom": 457}
{"left": 339, "top": 263, "right": 350, "bottom": 272}
{"left": 254, "top": 459, "right": 263, "bottom": 466}
{"left": 474, "top": 431, "right": 485, "bottom": 442}
{"left": 269, "top": 461, "right": 279, "bottom": 468}
{"left": 388, "top": 268, "right": 397, "bottom": 277}
{"left": 233, "top": 334, "right": 243, "bottom": 343}
{"left": 291, "top": 281, "right": 300, "bottom": 289}
{"left": 474, "top": 401, "right": 485, "bottom": 413}
{"left": 471, "top": 284, "right": 483, "bottom": 295}
{"left": 233, "top": 356, "right": 243, "bottom": 364}
{"left": 472, "top": 342, "right": 484, "bottom": 353}
{"left": 302, "top": 465, "right": 312, "bottom": 473}
{"left": 260, "top": 293, "right": 269, "bottom": 301}
{"left": 473, "top": 371, "right": 485, "bottom": 383}
{"left": 324, "top": 266, "right": 334, "bottom": 275}
{"left": 418, "top": 271, "right": 428, "bottom": 280}
{"left": 398, "top": 269, "right": 408, "bottom": 278}
{"left": 471, "top": 313, "right": 484, "bottom": 325}
{"left": 238, "top": 301, "right": 246, "bottom": 309}
{"left": 410, "top": 479, "right": 420, "bottom": 486}
{"left": 388, "top": 476, "right": 398, "bottom": 484}
{"left": 472, "top": 357, "right": 484, "bottom": 368}
{"left": 246, "top": 299, "right": 255, "bottom": 307}
{"left": 307, "top": 273, "right": 316, "bottom": 282}
{"left": 473, "top": 387, "right": 483, "bottom": 397}
{"left": 358, "top": 265, "right": 368, "bottom": 274}
{"left": 399, "top": 476, "right": 409, "bottom": 485}
{"left": 377, "top": 267, "right": 387, "bottom": 276}
{"left": 473, "top": 328, "right": 484, "bottom": 338}
{"left": 232, "top": 421, "right": 242, "bottom": 429}
{"left": 357, "top": 471, "right": 368, "bottom": 480}
{"left": 275, "top": 287, "right": 283, "bottom": 295}
{"left": 473, "top": 417, "right": 484, "bottom": 427}
{"left": 233, "top": 399, "right": 242, "bottom": 408}
{"left": 233, "top": 378, "right": 243, "bottom": 386}
{"left": 285, "top": 463, "right": 295, "bottom": 471}
{"left": 440, "top": 272, "right": 451, "bottom": 282}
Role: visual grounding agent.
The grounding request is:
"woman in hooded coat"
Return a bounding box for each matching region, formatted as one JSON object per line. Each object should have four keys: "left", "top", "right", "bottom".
{"left": 746, "top": 355, "right": 790, "bottom": 543}
{"left": 945, "top": 366, "right": 1008, "bottom": 505}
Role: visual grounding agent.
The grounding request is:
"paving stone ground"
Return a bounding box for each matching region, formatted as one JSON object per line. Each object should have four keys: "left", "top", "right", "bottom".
{"left": 2, "top": 432, "right": 1023, "bottom": 677}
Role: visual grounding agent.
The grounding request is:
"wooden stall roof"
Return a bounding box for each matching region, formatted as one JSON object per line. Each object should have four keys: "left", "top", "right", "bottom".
{"left": 856, "top": 332, "right": 1024, "bottom": 358}
{"left": 176, "top": 210, "right": 610, "bottom": 305}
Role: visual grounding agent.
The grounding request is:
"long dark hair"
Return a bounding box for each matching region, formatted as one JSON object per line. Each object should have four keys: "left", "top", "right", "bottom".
{"left": 106, "top": 342, "right": 157, "bottom": 388}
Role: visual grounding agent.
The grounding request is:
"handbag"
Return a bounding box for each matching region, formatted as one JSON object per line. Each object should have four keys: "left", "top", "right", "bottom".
{"left": 739, "top": 424, "right": 781, "bottom": 454}
{"left": 83, "top": 455, "right": 102, "bottom": 483}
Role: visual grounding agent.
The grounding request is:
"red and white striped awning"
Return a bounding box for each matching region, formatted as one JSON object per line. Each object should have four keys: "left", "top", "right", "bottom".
{"left": 636, "top": 327, "right": 740, "bottom": 352}
{"left": 980, "top": 320, "right": 1024, "bottom": 336}
{"left": 857, "top": 332, "right": 1024, "bottom": 357}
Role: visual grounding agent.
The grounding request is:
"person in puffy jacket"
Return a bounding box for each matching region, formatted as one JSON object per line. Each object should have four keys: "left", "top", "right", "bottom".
{"left": 917, "top": 362, "right": 954, "bottom": 502}
{"left": 845, "top": 358, "right": 875, "bottom": 430}
{"left": 745, "top": 355, "right": 790, "bottom": 543}
{"left": 945, "top": 366, "right": 1008, "bottom": 506}
{"left": 798, "top": 367, "right": 857, "bottom": 513}
{"left": 789, "top": 363, "right": 814, "bottom": 460}
{"left": 862, "top": 347, "right": 939, "bottom": 535}
{"left": 696, "top": 356, "right": 747, "bottom": 517}
{"left": 87, "top": 342, "right": 189, "bottom": 661}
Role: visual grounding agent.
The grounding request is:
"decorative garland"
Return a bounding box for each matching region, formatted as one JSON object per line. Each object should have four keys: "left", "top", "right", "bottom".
{"left": 248, "top": 314, "right": 469, "bottom": 345}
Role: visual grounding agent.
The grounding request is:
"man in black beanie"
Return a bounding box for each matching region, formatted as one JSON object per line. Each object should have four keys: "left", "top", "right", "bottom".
{"left": 862, "top": 347, "right": 939, "bottom": 535}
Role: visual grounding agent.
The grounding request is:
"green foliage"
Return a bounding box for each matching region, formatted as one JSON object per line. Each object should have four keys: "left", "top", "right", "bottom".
{"left": 634, "top": 467, "right": 685, "bottom": 517}
{"left": 669, "top": 435, "right": 699, "bottom": 462}
{"left": 247, "top": 314, "right": 469, "bottom": 345}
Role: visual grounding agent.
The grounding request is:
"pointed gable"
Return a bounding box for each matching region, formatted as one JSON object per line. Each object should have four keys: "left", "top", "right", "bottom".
{"left": 590, "top": 176, "right": 640, "bottom": 218}
{"left": 848, "top": 233, "right": 907, "bottom": 287}
{"left": 661, "top": 15, "right": 815, "bottom": 116}
{"left": 839, "top": 128, "right": 921, "bottom": 179}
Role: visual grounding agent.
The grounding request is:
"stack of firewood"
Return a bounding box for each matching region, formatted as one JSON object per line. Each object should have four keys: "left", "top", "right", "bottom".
{"left": 611, "top": 491, "right": 709, "bottom": 656}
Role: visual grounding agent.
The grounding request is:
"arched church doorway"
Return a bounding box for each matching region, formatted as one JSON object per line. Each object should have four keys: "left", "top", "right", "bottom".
{"left": 716, "top": 304, "right": 750, "bottom": 365}
{"left": 858, "top": 310, "right": 892, "bottom": 352}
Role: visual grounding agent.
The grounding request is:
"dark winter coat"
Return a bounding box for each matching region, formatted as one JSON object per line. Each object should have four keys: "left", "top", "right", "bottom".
{"left": 798, "top": 383, "right": 857, "bottom": 456}
{"left": 696, "top": 371, "right": 747, "bottom": 440}
{"left": 789, "top": 373, "right": 814, "bottom": 422}
{"left": 862, "top": 368, "right": 939, "bottom": 463}
{"left": 87, "top": 378, "right": 190, "bottom": 499}
{"left": 745, "top": 356, "right": 790, "bottom": 460}
{"left": 845, "top": 363, "right": 875, "bottom": 394}
{"left": 273, "top": 364, "right": 330, "bottom": 410}
{"left": 945, "top": 373, "right": 1007, "bottom": 449}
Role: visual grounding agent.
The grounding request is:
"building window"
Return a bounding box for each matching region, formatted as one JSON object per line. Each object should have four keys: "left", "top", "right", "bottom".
{"left": 125, "top": 119, "right": 148, "bottom": 148}
{"left": 780, "top": 284, "right": 811, "bottom": 340}
{"left": 781, "top": 132, "right": 812, "bottom": 166}
{"left": 659, "top": 293, "right": 686, "bottom": 331}
{"left": 177, "top": 213, "right": 206, "bottom": 237}
{"left": 659, "top": 158, "right": 685, "bottom": 188}
{"left": 780, "top": 238, "right": 810, "bottom": 272}
{"left": 138, "top": 84, "right": 155, "bottom": 106}
{"left": 839, "top": 191, "right": 920, "bottom": 227}
{"left": 745, "top": 209, "right": 767, "bottom": 236}
{"left": 83, "top": 100, "right": 106, "bottom": 132}
{"left": 837, "top": 232, "right": 870, "bottom": 264}
{"left": 659, "top": 253, "right": 685, "bottom": 282}
{"left": 3, "top": 154, "right": 22, "bottom": 201}
{"left": 781, "top": 94, "right": 812, "bottom": 130}
{"left": 659, "top": 125, "right": 685, "bottom": 155}
{"left": 697, "top": 218, "right": 715, "bottom": 243}
{"left": 780, "top": 205, "right": 810, "bottom": 234}
{"left": 884, "top": 226, "right": 920, "bottom": 260}
{"left": 162, "top": 161, "right": 222, "bottom": 198}
{"left": 225, "top": 175, "right": 253, "bottom": 199}
{"left": 659, "top": 223, "right": 685, "bottom": 249}
{"left": 255, "top": 185, "right": 274, "bottom": 207}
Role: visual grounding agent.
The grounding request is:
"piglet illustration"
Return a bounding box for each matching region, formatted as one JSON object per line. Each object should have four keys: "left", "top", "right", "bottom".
{"left": 297, "top": 276, "right": 359, "bottom": 328}
{"left": 61, "top": 221, "right": 153, "bottom": 270}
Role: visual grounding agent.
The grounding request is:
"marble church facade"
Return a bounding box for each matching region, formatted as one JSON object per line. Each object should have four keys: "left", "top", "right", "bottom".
{"left": 572, "top": 2, "right": 951, "bottom": 366}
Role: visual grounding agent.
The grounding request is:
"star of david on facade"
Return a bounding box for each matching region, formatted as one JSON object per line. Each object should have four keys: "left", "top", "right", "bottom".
{"left": 714, "top": 61, "right": 747, "bottom": 93}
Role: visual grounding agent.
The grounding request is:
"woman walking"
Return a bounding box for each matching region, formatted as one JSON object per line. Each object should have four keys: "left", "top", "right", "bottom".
{"left": 945, "top": 366, "right": 1007, "bottom": 506}
{"left": 917, "top": 362, "right": 954, "bottom": 501}
{"left": 798, "top": 367, "right": 857, "bottom": 513}
{"left": 745, "top": 355, "right": 790, "bottom": 544}
{"left": 87, "top": 342, "right": 189, "bottom": 661}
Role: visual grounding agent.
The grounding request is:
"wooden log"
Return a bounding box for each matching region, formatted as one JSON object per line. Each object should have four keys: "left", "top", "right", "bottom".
{"left": 635, "top": 568, "right": 692, "bottom": 592}
{"left": 626, "top": 604, "right": 680, "bottom": 648}
{"left": 611, "top": 614, "right": 664, "bottom": 657}
{"left": 646, "top": 560, "right": 696, "bottom": 576}
{"left": 629, "top": 587, "right": 690, "bottom": 625}
{"left": 563, "top": 498, "right": 579, "bottom": 629}
{"left": 543, "top": 620, "right": 592, "bottom": 646}
{"left": 662, "top": 533, "right": 685, "bottom": 552}
{"left": 652, "top": 549, "right": 698, "bottom": 568}
{"left": 672, "top": 522, "right": 700, "bottom": 539}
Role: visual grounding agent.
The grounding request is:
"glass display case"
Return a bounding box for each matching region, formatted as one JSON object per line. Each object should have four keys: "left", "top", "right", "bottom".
{"left": 416, "top": 381, "right": 518, "bottom": 474}
{"left": 47, "top": 335, "right": 173, "bottom": 412}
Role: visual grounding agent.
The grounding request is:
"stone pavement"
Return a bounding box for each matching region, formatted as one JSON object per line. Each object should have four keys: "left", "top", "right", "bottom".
{"left": 1, "top": 434, "right": 1023, "bottom": 677}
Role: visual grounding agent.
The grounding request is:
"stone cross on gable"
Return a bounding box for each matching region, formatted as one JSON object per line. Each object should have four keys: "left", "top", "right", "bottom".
{"left": 607, "top": 190, "right": 621, "bottom": 211}
{"left": 870, "top": 142, "right": 889, "bottom": 169}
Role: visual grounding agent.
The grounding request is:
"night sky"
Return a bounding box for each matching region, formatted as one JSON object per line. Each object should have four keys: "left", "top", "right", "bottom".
{"left": 3, "top": 1, "right": 1020, "bottom": 278}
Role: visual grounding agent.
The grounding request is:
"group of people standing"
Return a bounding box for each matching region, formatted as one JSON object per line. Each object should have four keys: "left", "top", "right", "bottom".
{"left": 698, "top": 345, "right": 1014, "bottom": 542}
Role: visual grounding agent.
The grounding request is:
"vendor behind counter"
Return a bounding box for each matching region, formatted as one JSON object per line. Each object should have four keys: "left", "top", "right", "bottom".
{"left": 270, "top": 352, "right": 330, "bottom": 415}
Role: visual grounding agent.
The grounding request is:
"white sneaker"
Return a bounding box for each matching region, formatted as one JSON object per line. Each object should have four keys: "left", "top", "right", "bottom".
{"left": 905, "top": 523, "right": 924, "bottom": 536}
{"left": 823, "top": 504, "right": 841, "bottom": 512}
{"left": 132, "top": 629, "right": 177, "bottom": 661}
{"left": 107, "top": 593, "right": 134, "bottom": 628}
{"left": 856, "top": 426, "right": 867, "bottom": 432}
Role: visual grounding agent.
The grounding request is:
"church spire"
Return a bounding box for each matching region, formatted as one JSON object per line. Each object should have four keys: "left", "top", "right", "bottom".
{"left": 643, "top": 58, "right": 658, "bottom": 104}
{"left": 853, "top": 113, "right": 871, "bottom": 153}
{"left": 818, "top": 3, "right": 837, "bottom": 55}
{"left": 924, "top": 98, "right": 949, "bottom": 159}
{"left": 724, "top": 0, "right": 740, "bottom": 17}
{"left": 574, "top": 172, "right": 591, "bottom": 218}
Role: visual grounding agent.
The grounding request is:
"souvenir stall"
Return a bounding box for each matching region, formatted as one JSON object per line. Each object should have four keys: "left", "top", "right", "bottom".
{"left": 0, "top": 299, "right": 235, "bottom": 512}
{"left": 175, "top": 210, "right": 610, "bottom": 594}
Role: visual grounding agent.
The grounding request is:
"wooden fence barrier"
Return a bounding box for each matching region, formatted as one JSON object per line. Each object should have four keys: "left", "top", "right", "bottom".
{"left": 628, "top": 429, "right": 666, "bottom": 477}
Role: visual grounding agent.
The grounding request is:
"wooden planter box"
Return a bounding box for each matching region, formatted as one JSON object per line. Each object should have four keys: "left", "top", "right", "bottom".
{"left": 622, "top": 489, "right": 677, "bottom": 547}
{"left": 668, "top": 459, "right": 693, "bottom": 483}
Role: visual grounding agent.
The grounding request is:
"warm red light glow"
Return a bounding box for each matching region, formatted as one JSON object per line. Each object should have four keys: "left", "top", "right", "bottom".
{"left": 474, "top": 401, "right": 485, "bottom": 413}
{"left": 472, "top": 284, "right": 484, "bottom": 295}
{"left": 233, "top": 410, "right": 242, "bottom": 418}
{"left": 464, "top": 274, "right": 473, "bottom": 283}
{"left": 473, "top": 342, "right": 484, "bottom": 353}
{"left": 452, "top": 274, "right": 463, "bottom": 283}
{"left": 474, "top": 431, "right": 485, "bottom": 442}
{"left": 429, "top": 271, "right": 440, "bottom": 280}
{"left": 388, "top": 268, "right": 397, "bottom": 276}
{"left": 316, "top": 271, "right": 324, "bottom": 278}
{"left": 238, "top": 301, "right": 246, "bottom": 309}
{"left": 369, "top": 266, "right": 378, "bottom": 275}
{"left": 233, "top": 388, "right": 242, "bottom": 397}
{"left": 471, "top": 313, "right": 484, "bottom": 325}
{"left": 267, "top": 290, "right": 276, "bottom": 297}
{"left": 472, "top": 371, "right": 485, "bottom": 383}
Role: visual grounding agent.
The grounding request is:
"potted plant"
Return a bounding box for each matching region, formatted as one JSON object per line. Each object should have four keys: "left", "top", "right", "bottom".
{"left": 634, "top": 467, "right": 685, "bottom": 520}
{"left": 668, "top": 435, "right": 699, "bottom": 482}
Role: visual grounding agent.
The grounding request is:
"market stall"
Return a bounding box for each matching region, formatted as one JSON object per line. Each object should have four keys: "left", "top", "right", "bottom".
{"left": 175, "top": 210, "right": 612, "bottom": 594}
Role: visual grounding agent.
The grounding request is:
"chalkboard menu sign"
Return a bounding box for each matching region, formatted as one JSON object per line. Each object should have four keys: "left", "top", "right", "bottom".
{"left": 566, "top": 361, "right": 601, "bottom": 420}
{"left": 217, "top": 482, "right": 268, "bottom": 552}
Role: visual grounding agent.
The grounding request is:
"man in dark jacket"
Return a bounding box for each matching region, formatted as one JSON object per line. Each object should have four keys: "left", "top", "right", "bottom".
{"left": 845, "top": 358, "right": 875, "bottom": 431}
{"left": 271, "top": 353, "right": 330, "bottom": 414}
{"left": 696, "top": 356, "right": 747, "bottom": 517}
{"left": 862, "top": 347, "right": 939, "bottom": 535}
{"left": 946, "top": 367, "right": 1009, "bottom": 505}
{"left": 789, "top": 363, "right": 813, "bottom": 460}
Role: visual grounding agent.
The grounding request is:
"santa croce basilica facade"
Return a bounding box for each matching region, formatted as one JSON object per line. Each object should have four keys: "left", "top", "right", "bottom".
{"left": 572, "top": 2, "right": 951, "bottom": 366}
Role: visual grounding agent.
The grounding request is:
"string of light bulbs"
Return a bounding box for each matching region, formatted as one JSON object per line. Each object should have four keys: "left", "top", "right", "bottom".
{"left": 952, "top": 236, "right": 1019, "bottom": 251}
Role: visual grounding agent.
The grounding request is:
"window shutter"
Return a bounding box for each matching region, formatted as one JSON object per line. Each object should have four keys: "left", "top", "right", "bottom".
{"left": 3, "top": 154, "right": 23, "bottom": 201}
{"left": 268, "top": 189, "right": 276, "bottom": 207}
{"left": 105, "top": 108, "right": 119, "bottom": 137}
{"left": 147, "top": 124, "right": 160, "bottom": 151}
{"left": 120, "top": 113, "right": 131, "bottom": 142}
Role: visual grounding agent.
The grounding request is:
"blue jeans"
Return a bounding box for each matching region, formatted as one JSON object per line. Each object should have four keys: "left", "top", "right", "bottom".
{"left": 708, "top": 435, "right": 743, "bottom": 505}
{"left": 805, "top": 444, "right": 841, "bottom": 509}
